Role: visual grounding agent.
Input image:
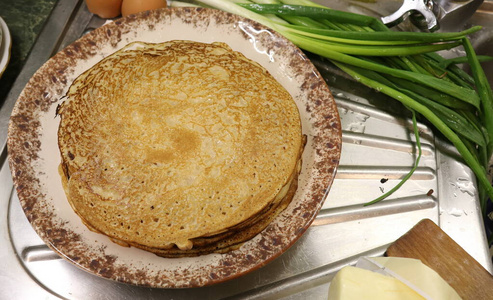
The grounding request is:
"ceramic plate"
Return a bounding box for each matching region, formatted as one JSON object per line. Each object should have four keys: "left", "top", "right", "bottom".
{"left": 8, "top": 7, "right": 341, "bottom": 288}
{"left": 0, "top": 16, "right": 12, "bottom": 78}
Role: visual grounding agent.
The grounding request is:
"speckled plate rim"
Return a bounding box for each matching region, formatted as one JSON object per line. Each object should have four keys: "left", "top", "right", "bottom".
{"left": 7, "top": 7, "right": 342, "bottom": 288}
{"left": 0, "top": 16, "right": 12, "bottom": 78}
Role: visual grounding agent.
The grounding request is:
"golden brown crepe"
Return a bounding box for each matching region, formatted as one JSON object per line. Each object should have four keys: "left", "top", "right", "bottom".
{"left": 57, "top": 40, "right": 303, "bottom": 257}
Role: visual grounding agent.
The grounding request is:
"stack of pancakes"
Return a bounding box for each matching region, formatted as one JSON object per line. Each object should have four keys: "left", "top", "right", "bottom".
{"left": 57, "top": 40, "right": 304, "bottom": 257}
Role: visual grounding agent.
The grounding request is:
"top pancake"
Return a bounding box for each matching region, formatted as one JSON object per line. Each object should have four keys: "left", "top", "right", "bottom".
{"left": 57, "top": 40, "right": 302, "bottom": 250}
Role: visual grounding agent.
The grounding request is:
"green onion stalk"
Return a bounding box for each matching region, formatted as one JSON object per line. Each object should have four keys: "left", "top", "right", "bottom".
{"left": 171, "top": 0, "right": 493, "bottom": 213}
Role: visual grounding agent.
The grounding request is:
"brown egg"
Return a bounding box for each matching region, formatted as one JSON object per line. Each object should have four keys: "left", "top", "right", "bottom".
{"left": 121, "top": 0, "right": 167, "bottom": 16}
{"left": 85, "top": 0, "right": 123, "bottom": 19}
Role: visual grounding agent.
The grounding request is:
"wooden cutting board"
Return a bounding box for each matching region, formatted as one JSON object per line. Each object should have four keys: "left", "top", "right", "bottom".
{"left": 386, "top": 218, "right": 493, "bottom": 300}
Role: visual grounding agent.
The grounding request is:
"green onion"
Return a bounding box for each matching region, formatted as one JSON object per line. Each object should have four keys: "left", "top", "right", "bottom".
{"left": 463, "top": 38, "right": 493, "bottom": 158}
{"left": 365, "top": 109, "right": 422, "bottom": 206}
{"left": 280, "top": 32, "right": 480, "bottom": 108}
{"left": 439, "top": 55, "right": 493, "bottom": 69}
{"left": 335, "top": 61, "right": 493, "bottom": 210}
{"left": 283, "top": 30, "right": 463, "bottom": 56}
{"left": 238, "top": 3, "right": 393, "bottom": 30}
{"left": 277, "top": 24, "right": 471, "bottom": 46}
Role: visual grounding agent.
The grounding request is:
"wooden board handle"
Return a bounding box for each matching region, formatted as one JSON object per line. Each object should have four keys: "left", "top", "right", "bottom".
{"left": 386, "top": 218, "right": 493, "bottom": 300}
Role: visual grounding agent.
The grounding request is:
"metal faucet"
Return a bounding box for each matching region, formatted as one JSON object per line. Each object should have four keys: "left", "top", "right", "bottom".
{"left": 381, "top": 0, "right": 484, "bottom": 31}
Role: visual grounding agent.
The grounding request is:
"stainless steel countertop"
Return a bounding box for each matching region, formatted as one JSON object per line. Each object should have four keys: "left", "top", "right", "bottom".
{"left": 1, "top": 0, "right": 492, "bottom": 298}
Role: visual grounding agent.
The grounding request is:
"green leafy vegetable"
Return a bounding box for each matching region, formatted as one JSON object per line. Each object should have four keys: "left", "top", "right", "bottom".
{"left": 364, "top": 109, "right": 422, "bottom": 206}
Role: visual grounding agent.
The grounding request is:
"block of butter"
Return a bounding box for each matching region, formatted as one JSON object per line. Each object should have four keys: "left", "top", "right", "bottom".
{"left": 328, "top": 257, "right": 461, "bottom": 300}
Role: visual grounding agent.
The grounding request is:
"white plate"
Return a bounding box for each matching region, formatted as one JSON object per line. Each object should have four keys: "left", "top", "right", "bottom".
{"left": 0, "top": 16, "right": 12, "bottom": 78}
{"left": 8, "top": 7, "right": 342, "bottom": 288}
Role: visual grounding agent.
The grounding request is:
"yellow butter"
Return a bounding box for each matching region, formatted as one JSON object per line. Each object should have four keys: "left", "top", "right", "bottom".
{"left": 328, "top": 257, "right": 462, "bottom": 300}
{"left": 328, "top": 266, "right": 424, "bottom": 300}
{"left": 370, "top": 257, "right": 461, "bottom": 300}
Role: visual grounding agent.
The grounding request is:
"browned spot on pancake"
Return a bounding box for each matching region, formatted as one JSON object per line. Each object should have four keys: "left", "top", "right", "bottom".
{"left": 170, "top": 128, "right": 200, "bottom": 154}
{"left": 145, "top": 149, "right": 175, "bottom": 163}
